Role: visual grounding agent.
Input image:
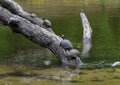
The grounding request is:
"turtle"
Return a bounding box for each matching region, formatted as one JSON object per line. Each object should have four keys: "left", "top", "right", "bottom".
{"left": 30, "top": 13, "right": 37, "bottom": 18}
{"left": 69, "top": 49, "right": 80, "bottom": 57}
{"left": 43, "top": 18, "right": 52, "bottom": 28}
{"left": 60, "top": 34, "right": 73, "bottom": 50}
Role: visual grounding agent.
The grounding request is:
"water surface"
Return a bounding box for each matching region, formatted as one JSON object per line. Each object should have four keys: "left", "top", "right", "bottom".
{"left": 0, "top": 0, "right": 120, "bottom": 84}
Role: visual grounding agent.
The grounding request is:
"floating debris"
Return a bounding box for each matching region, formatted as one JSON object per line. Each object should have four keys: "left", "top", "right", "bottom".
{"left": 112, "top": 61, "right": 120, "bottom": 67}
{"left": 44, "top": 60, "right": 51, "bottom": 66}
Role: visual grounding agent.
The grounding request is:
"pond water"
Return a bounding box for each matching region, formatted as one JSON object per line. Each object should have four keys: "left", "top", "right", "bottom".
{"left": 0, "top": 0, "right": 120, "bottom": 85}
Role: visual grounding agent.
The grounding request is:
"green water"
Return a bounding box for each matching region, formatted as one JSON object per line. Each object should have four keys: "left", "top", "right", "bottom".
{"left": 0, "top": 0, "right": 120, "bottom": 62}
{"left": 0, "top": 0, "right": 120, "bottom": 84}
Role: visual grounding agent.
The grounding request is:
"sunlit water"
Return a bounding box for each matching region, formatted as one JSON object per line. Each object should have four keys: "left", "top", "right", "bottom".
{"left": 0, "top": 0, "right": 120, "bottom": 85}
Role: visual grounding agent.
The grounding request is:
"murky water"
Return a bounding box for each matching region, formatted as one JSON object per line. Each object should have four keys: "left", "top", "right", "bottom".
{"left": 0, "top": 0, "right": 120, "bottom": 85}
{"left": 0, "top": 0, "right": 120, "bottom": 62}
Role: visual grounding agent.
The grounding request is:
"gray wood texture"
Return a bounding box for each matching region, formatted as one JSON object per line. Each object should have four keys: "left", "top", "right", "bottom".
{"left": 0, "top": 0, "right": 83, "bottom": 68}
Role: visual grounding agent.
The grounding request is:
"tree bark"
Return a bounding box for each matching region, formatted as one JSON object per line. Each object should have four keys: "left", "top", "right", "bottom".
{"left": 0, "top": 0, "right": 83, "bottom": 68}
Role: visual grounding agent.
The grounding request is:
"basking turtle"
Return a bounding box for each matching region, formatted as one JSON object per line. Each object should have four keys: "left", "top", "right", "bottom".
{"left": 69, "top": 49, "right": 80, "bottom": 57}
{"left": 43, "top": 18, "right": 52, "bottom": 28}
{"left": 30, "top": 13, "right": 37, "bottom": 18}
{"left": 60, "top": 34, "right": 73, "bottom": 50}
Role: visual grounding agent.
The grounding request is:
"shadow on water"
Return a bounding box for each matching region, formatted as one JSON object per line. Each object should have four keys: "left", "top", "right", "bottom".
{"left": 0, "top": 69, "right": 80, "bottom": 82}
{"left": 91, "top": 79, "right": 104, "bottom": 82}
{"left": 112, "top": 76, "right": 120, "bottom": 79}
{"left": 0, "top": 72, "right": 34, "bottom": 79}
{"left": 69, "top": 80, "right": 84, "bottom": 83}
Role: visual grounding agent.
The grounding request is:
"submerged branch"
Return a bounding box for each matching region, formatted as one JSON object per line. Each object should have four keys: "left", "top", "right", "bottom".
{"left": 80, "top": 12, "right": 92, "bottom": 57}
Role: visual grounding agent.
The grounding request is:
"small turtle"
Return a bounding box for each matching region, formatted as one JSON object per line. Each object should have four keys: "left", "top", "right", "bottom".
{"left": 69, "top": 49, "right": 80, "bottom": 57}
{"left": 30, "top": 13, "right": 37, "bottom": 18}
{"left": 60, "top": 34, "right": 73, "bottom": 50}
{"left": 43, "top": 18, "right": 52, "bottom": 28}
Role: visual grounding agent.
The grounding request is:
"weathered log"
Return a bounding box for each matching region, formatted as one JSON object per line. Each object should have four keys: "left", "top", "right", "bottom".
{"left": 0, "top": 0, "right": 54, "bottom": 33}
{"left": 0, "top": 0, "right": 83, "bottom": 68}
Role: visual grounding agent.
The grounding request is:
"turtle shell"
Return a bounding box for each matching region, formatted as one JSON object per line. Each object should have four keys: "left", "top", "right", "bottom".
{"left": 69, "top": 49, "right": 80, "bottom": 56}
{"left": 60, "top": 39, "right": 73, "bottom": 50}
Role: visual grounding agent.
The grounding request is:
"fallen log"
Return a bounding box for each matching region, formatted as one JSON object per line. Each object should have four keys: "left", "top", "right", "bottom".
{"left": 0, "top": 0, "right": 83, "bottom": 68}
